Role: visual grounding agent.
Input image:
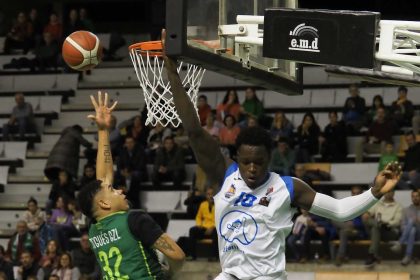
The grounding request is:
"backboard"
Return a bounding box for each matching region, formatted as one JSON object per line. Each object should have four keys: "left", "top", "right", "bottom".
{"left": 165, "top": 0, "right": 302, "bottom": 95}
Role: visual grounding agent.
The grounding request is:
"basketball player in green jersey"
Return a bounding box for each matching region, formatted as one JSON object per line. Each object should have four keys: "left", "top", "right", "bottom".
{"left": 78, "top": 92, "right": 185, "bottom": 279}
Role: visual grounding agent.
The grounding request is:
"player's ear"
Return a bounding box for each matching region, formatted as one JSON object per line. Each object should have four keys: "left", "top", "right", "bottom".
{"left": 98, "top": 199, "right": 111, "bottom": 210}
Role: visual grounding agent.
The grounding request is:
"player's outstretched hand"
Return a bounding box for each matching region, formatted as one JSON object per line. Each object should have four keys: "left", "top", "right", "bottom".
{"left": 161, "top": 29, "right": 178, "bottom": 73}
{"left": 372, "top": 161, "right": 402, "bottom": 198}
{"left": 88, "top": 91, "right": 117, "bottom": 130}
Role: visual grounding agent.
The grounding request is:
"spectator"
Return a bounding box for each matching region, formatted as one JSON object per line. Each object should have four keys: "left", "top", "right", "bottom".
{"left": 197, "top": 95, "right": 212, "bottom": 126}
{"left": 23, "top": 197, "right": 45, "bottom": 233}
{"left": 67, "top": 200, "right": 87, "bottom": 233}
{"left": 295, "top": 113, "right": 321, "bottom": 162}
{"left": 293, "top": 164, "right": 312, "bottom": 185}
{"left": 4, "top": 12, "right": 33, "bottom": 54}
{"left": 147, "top": 123, "right": 172, "bottom": 152}
{"left": 6, "top": 221, "right": 41, "bottom": 264}
{"left": 47, "top": 170, "right": 77, "bottom": 210}
{"left": 0, "top": 245, "right": 13, "bottom": 280}
{"left": 78, "top": 164, "right": 96, "bottom": 189}
{"left": 17, "top": 251, "right": 44, "bottom": 280}
{"left": 174, "top": 125, "right": 190, "bottom": 150}
{"left": 319, "top": 111, "right": 347, "bottom": 162}
{"left": 241, "top": 87, "right": 264, "bottom": 121}
{"left": 63, "top": 9, "right": 84, "bottom": 37}
{"left": 48, "top": 275, "right": 59, "bottom": 280}
{"left": 333, "top": 186, "right": 367, "bottom": 266}
{"left": 45, "top": 125, "right": 92, "bottom": 181}
{"left": 184, "top": 188, "right": 205, "bottom": 219}
{"left": 390, "top": 190, "right": 420, "bottom": 265}
{"left": 363, "top": 190, "right": 403, "bottom": 266}
{"left": 286, "top": 209, "right": 310, "bottom": 262}
{"left": 219, "top": 114, "right": 241, "bottom": 149}
{"left": 216, "top": 89, "right": 241, "bottom": 122}
{"left": 43, "top": 13, "right": 62, "bottom": 43}
{"left": 342, "top": 84, "right": 366, "bottom": 134}
{"left": 399, "top": 132, "right": 420, "bottom": 188}
{"left": 79, "top": 8, "right": 95, "bottom": 32}
{"left": 152, "top": 136, "right": 186, "bottom": 187}
{"left": 108, "top": 115, "right": 123, "bottom": 156}
{"left": 28, "top": 8, "right": 42, "bottom": 45}
{"left": 270, "top": 111, "right": 294, "bottom": 142}
{"left": 270, "top": 138, "right": 295, "bottom": 176}
{"left": 36, "top": 217, "right": 54, "bottom": 256}
{"left": 49, "top": 196, "right": 74, "bottom": 251}
{"left": 189, "top": 188, "right": 218, "bottom": 260}
{"left": 71, "top": 233, "right": 99, "bottom": 279}
{"left": 302, "top": 214, "right": 333, "bottom": 261}
{"left": 245, "top": 115, "right": 259, "bottom": 128}
{"left": 366, "top": 95, "right": 387, "bottom": 126}
{"left": 355, "top": 107, "right": 395, "bottom": 162}
{"left": 116, "top": 136, "right": 148, "bottom": 208}
{"left": 378, "top": 142, "right": 398, "bottom": 172}
{"left": 2, "top": 92, "right": 36, "bottom": 141}
{"left": 203, "top": 113, "right": 220, "bottom": 137}
{"left": 39, "top": 240, "right": 60, "bottom": 279}
{"left": 51, "top": 253, "right": 81, "bottom": 280}
{"left": 391, "top": 86, "right": 414, "bottom": 127}
{"left": 125, "top": 115, "right": 148, "bottom": 147}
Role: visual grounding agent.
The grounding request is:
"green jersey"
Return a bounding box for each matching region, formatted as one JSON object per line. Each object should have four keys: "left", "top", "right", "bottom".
{"left": 88, "top": 211, "right": 165, "bottom": 280}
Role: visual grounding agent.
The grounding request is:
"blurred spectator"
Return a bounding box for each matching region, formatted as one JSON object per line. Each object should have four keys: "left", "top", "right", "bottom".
{"left": 366, "top": 95, "right": 386, "bottom": 126}
{"left": 29, "top": 8, "right": 42, "bottom": 44}
{"left": 48, "top": 275, "right": 59, "bottom": 280}
{"left": 363, "top": 190, "right": 402, "bottom": 266}
{"left": 108, "top": 115, "right": 123, "bottom": 156}
{"left": 77, "top": 164, "right": 96, "bottom": 189}
{"left": 203, "top": 113, "right": 220, "bottom": 137}
{"left": 6, "top": 221, "right": 41, "bottom": 264}
{"left": 63, "top": 9, "right": 84, "bottom": 37}
{"left": 241, "top": 87, "right": 264, "bottom": 121}
{"left": 125, "top": 115, "right": 148, "bottom": 147}
{"left": 23, "top": 197, "right": 45, "bottom": 233}
{"left": 399, "top": 132, "right": 420, "bottom": 188}
{"left": 216, "top": 89, "right": 241, "bottom": 122}
{"left": 47, "top": 170, "right": 77, "bottom": 210}
{"left": 302, "top": 214, "right": 333, "bottom": 261}
{"left": 116, "top": 136, "right": 148, "bottom": 208}
{"left": 153, "top": 136, "right": 185, "bottom": 187}
{"left": 2, "top": 92, "right": 36, "bottom": 141}
{"left": 79, "top": 8, "right": 95, "bottom": 32}
{"left": 71, "top": 233, "right": 99, "bottom": 279}
{"left": 413, "top": 114, "right": 420, "bottom": 135}
{"left": 391, "top": 86, "right": 414, "bottom": 127}
{"left": 342, "top": 84, "right": 366, "bottom": 134}
{"left": 219, "top": 114, "right": 241, "bottom": 149}
{"left": 49, "top": 196, "right": 73, "bottom": 251}
{"left": 286, "top": 209, "right": 310, "bottom": 262}
{"left": 17, "top": 251, "right": 44, "bottom": 280}
{"left": 174, "top": 125, "right": 190, "bottom": 150}
{"left": 36, "top": 217, "right": 54, "bottom": 256}
{"left": 51, "top": 253, "right": 81, "bottom": 280}
{"left": 319, "top": 111, "right": 347, "bottom": 162}
{"left": 39, "top": 240, "right": 60, "bottom": 279}
{"left": 333, "top": 186, "right": 367, "bottom": 266}
{"left": 67, "top": 200, "right": 87, "bottom": 233}
{"left": 270, "top": 111, "right": 294, "bottom": 142}
{"left": 295, "top": 113, "right": 320, "bottom": 163}
{"left": 390, "top": 190, "right": 420, "bottom": 265}
{"left": 4, "top": 12, "right": 33, "bottom": 54}
{"left": 355, "top": 107, "right": 395, "bottom": 162}
{"left": 378, "top": 142, "right": 398, "bottom": 172}
{"left": 293, "top": 164, "right": 311, "bottom": 185}
{"left": 147, "top": 123, "right": 172, "bottom": 152}
{"left": 270, "top": 138, "right": 295, "bottom": 176}
{"left": 184, "top": 188, "right": 206, "bottom": 219}
{"left": 197, "top": 95, "right": 212, "bottom": 126}
{"left": 0, "top": 245, "right": 13, "bottom": 280}
{"left": 245, "top": 115, "right": 258, "bottom": 128}
{"left": 43, "top": 13, "right": 62, "bottom": 42}
{"left": 44, "top": 125, "right": 92, "bottom": 181}
{"left": 189, "top": 188, "right": 217, "bottom": 260}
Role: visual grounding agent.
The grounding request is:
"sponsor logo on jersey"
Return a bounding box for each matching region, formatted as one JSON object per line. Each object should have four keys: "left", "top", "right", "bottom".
{"left": 225, "top": 184, "right": 236, "bottom": 199}
{"left": 258, "top": 196, "right": 271, "bottom": 207}
{"left": 266, "top": 186, "right": 274, "bottom": 196}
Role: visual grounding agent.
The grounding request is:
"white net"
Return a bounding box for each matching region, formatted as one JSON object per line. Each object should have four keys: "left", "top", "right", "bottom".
{"left": 129, "top": 48, "right": 206, "bottom": 127}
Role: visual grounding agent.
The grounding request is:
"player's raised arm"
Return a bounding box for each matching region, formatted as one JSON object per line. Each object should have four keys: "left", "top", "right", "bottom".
{"left": 153, "top": 233, "right": 185, "bottom": 275}
{"left": 88, "top": 91, "right": 118, "bottom": 185}
{"left": 292, "top": 162, "right": 402, "bottom": 222}
{"left": 161, "top": 30, "right": 226, "bottom": 188}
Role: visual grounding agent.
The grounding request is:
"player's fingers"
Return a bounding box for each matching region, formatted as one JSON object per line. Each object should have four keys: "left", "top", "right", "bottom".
{"left": 109, "top": 100, "right": 118, "bottom": 111}
{"left": 98, "top": 91, "right": 103, "bottom": 106}
{"left": 90, "top": 95, "right": 98, "bottom": 109}
{"left": 87, "top": 115, "right": 96, "bottom": 120}
{"left": 104, "top": 92, "right": 108, "bottom": 107}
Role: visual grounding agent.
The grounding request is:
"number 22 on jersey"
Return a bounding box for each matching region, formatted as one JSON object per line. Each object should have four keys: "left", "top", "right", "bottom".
{"left": 234, "top": 192, "right": 257, "bottom": 207}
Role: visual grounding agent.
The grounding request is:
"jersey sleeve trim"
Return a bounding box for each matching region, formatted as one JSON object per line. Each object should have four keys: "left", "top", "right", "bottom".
{"left": 224, "top": 162, "right": 238, "bottom": 181}
{"left": 282, "top": 176, "right": 294, "bottom": 202}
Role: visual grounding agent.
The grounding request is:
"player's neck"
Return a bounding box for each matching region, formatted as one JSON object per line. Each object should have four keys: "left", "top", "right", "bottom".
{"left": 96, "top": 210, "right": 126, "bottom": 221}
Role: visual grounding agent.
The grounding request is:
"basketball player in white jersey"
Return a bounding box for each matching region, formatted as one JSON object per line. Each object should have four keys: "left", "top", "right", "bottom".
{"left": 161, "top": 30, "right": 401, "bottom": 280}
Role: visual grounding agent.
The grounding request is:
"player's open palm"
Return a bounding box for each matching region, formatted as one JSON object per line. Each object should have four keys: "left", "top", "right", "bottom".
{"left": 88, "top": 91, "right": 117, "bottom": 130}
{"left": 372, "top": 161, "right": 402, "bottom": 197}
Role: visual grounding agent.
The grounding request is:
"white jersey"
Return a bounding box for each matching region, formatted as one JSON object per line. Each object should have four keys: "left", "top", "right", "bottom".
{"left": 214, "top": 163, "right": 295, "bottom": 280}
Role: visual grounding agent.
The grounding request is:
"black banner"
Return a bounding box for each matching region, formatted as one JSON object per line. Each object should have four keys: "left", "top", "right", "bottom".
{"left": 263, "top": 9, "right": 379, "bottom": 68}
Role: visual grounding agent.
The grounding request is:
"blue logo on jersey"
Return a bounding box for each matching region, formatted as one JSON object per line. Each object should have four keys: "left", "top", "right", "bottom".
{"left": 219, "top": 210, "right": 258, "bottom": 245}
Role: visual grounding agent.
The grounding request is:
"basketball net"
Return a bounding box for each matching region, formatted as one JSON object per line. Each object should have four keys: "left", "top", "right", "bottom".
{"left": 129, "top": 41, "right": 205, "bottom": 127}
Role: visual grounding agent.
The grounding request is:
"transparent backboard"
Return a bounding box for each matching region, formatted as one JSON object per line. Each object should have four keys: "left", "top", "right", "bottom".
{"left": 165, "top": 0, "right": 302, "bottom": 95}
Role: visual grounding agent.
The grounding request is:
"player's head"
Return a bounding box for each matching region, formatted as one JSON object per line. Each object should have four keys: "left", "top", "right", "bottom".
{"left": 235, "top": 127, "right": 272, "bottom": 189}
{"left": 78, "top": 180, "right": 129, "bottom": 220}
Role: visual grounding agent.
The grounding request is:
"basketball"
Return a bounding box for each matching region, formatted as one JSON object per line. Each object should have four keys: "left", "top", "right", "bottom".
{"left": 62, "top": 30, "right": 103, "bottom": 71}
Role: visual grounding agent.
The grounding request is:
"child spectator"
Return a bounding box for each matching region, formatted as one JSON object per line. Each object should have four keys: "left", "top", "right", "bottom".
{"left": 378, "top": 142, "right": 398, "bottom": 172}
{"left": 23, "top": 197, "right": 45, "bottom": 233}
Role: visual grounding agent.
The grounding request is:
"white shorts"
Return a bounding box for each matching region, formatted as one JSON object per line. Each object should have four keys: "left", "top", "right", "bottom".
{"left": 214, "top": 272, "right": 287, "bottom": 280}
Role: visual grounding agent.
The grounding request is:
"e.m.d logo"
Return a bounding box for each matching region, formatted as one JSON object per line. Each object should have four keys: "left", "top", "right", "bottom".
{"left": 289, "top": 23, "right": 319, "bottom": 53}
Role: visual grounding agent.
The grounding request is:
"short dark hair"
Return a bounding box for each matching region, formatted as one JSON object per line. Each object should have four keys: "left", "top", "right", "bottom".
{"left": 405, "top": 130, "right": 415, "bottom": 138}
{"left": 27, "top": 197, "right": 38, "bottom": 205}
{"left": 198, "top": 95, "right": 207, "bottom": 101}
{"left": 223, "top": 114, "right": 236, "bottom": 126}
{"left": 48, "top": 275, "right": 60, "bottom": 280}
{"left": 77, "top": 180, "right": 102, "bottom": 219}
{"left": 398, "top": 86, "right": 408, "bottom": 93}
{"left": 236, "top": 127, "right": 272, "bottom": 154}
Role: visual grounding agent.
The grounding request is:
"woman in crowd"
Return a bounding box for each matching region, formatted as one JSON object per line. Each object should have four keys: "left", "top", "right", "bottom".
{"left": 51, "top": 253, "right": 80, "bottom": 280}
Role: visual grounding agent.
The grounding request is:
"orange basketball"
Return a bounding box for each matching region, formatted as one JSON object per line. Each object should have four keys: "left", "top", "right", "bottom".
{"left": 62, "top": 30, "right": 103, "bottom": 71}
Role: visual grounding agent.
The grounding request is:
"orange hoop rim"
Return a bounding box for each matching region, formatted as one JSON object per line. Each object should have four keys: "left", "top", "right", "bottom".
{"left": 129, "top": 40, "right": 163, "bottom": 57}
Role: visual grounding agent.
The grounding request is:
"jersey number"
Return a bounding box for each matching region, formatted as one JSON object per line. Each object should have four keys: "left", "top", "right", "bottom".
{"left": 98, "top": 247, "right": 129, "bottom": 280}
{"left": 234, "top": 192, "right": 257, "bottom": 207}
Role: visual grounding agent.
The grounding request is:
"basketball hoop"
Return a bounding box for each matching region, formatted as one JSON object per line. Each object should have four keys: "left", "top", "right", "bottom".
{"left": 129, "top": 41, "right": 206, "bottom": 127}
